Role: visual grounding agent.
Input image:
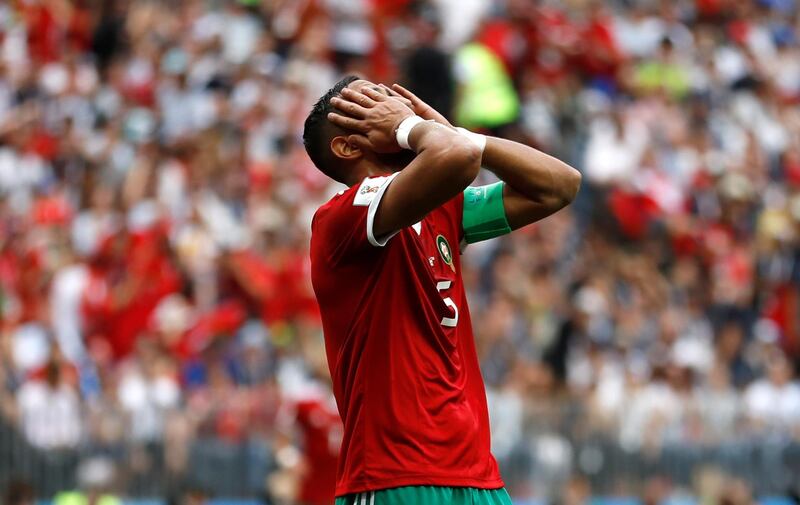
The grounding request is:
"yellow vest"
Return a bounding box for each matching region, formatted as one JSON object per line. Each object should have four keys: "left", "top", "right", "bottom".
{"left": 454, "top": 43, "right": 519, "bottom": 129}
{"left": 54, "top": 491, "right": 122, "bottom": 505}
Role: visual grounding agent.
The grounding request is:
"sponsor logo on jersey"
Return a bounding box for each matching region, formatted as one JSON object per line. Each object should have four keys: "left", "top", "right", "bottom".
{"left": 360, "top": 185, "right": 380, "bottom": 195}
{"left": 436, "top": 235, "right": 455, "bottom": 272}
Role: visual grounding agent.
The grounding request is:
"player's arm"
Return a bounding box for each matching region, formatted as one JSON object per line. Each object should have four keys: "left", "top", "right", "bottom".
{"left": 328, "top": 87, "right": 481, "bottom": 240}
{"left": 481, "top": 137, "right": 582, "bottom": 230}
{"left": 390, "top": 84, "right": 581, "bottom": 238}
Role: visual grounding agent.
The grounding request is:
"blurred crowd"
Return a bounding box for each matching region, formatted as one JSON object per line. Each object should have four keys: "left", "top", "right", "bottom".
{"left": 1, "top": 0, "right": 800, "bottom": 501}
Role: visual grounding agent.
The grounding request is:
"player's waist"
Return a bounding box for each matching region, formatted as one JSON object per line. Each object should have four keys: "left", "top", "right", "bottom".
{"left": 335, "top": 470, "right": 505, "bottom": 497}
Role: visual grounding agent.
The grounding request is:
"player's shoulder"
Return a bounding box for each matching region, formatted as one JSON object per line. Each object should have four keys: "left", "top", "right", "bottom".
{"left": 313, "top": 175, "right": 397, "bottom": 223}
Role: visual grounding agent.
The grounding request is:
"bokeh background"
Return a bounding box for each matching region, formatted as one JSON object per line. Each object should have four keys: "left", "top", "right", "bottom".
{"left": 1, "top": 0, "right": 800, "bottom": 504}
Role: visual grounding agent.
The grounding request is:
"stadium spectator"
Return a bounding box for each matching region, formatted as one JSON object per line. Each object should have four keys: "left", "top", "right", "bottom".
{"left": 16, "top": 355, "right": 82, "bottom": 449}
{"left": 0, "top": 0, "right": 799, "bottom": 500}
{"left": 3, "top": 480, "right": 35, "bottom": 505}
{"left": 742, "top": 350, "right": 800, "bottom": 433}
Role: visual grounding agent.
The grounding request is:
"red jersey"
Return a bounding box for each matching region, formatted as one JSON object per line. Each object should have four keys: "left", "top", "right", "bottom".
{"left": 294, "top": 397, "right": 342, "bottom": 505}
{"left": 310, "top": 174, "right": 503, "bottom": 496}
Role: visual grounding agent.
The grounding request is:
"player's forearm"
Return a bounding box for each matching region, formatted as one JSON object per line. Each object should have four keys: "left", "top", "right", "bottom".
{"left": 408, "top": 121, "right": 482, "bottom": 191}
{"left": 371, "top": 121, "right": 481, "bottom": 239}
{"left": 481, "top": 136, "right": 581, "bottom": 211}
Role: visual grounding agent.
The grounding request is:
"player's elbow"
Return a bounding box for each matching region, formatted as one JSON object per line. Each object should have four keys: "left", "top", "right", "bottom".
{"left": 549, "top": 165, "right": 582, "bottom": 211}
{"left": 561, "top": 166, "right": 582, "bottom": 204}
{"left": 444, "top": 143, "right": 482, "bottom": 187}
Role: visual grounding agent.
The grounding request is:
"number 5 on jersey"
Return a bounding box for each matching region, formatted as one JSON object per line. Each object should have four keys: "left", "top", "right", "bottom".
{"left": 436, "top": 281, "right": 459, "bottom": 327}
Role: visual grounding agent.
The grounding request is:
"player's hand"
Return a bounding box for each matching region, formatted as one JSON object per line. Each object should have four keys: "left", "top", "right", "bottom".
{"left": 328, "top": 87, "right": 414, "bottom": 153}
{"left": 391, "top": 83, "right": 452, "bottom": 128}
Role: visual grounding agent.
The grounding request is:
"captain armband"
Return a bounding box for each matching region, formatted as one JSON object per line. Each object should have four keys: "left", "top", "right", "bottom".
{"left": 462, "top": 182, "right": 512, "bottom": 244}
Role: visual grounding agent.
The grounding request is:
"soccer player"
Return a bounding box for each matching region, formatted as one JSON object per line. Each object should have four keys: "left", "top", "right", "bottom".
{"left": 275, "top": 356, "right": 342, "bottom": 505}
{"left": 304, "top": 76, "right": 581, "bottom": 505}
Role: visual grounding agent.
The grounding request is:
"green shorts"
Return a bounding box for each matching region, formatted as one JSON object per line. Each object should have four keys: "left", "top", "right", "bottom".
{"left": 335, "top": 486, "right": 513, "bottom": 505}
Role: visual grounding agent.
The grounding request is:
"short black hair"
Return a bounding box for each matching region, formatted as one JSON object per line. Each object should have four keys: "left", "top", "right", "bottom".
{"left": 303, "top": 75, "right": 360, "bottom": 183}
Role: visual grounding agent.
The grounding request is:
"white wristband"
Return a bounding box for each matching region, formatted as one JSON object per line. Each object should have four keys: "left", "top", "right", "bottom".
{"left": 395, "top": 115, "right": 426, "bottom": 150}
{"left": 456, "top": 127, "right": 487, "bottom": 153}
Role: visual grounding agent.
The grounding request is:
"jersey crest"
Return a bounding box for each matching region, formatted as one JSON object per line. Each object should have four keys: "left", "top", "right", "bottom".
{"left": 436, "top": 234, "right": 455, "bottom": 272}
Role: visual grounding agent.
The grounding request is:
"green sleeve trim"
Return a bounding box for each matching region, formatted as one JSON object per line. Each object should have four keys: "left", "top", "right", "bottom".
{"left": 462, "top": 182, "right": 512, "bottom": 244}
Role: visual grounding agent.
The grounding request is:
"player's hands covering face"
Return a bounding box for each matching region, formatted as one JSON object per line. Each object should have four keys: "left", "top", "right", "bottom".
{"left": 389, "top": 83, "right": 452, "bottom": 128}
{"left": 328, "top": 87, "right": 415, "bottom": 153}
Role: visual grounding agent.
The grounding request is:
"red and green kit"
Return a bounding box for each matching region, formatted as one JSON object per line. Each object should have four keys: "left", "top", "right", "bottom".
{"left": 310, "top": 175, "right": 511, "bottom": 498}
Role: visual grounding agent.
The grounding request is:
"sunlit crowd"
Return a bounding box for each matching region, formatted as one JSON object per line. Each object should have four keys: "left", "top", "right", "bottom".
{"left": 1, "top": 0, "right": 799, "bottom": 501}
